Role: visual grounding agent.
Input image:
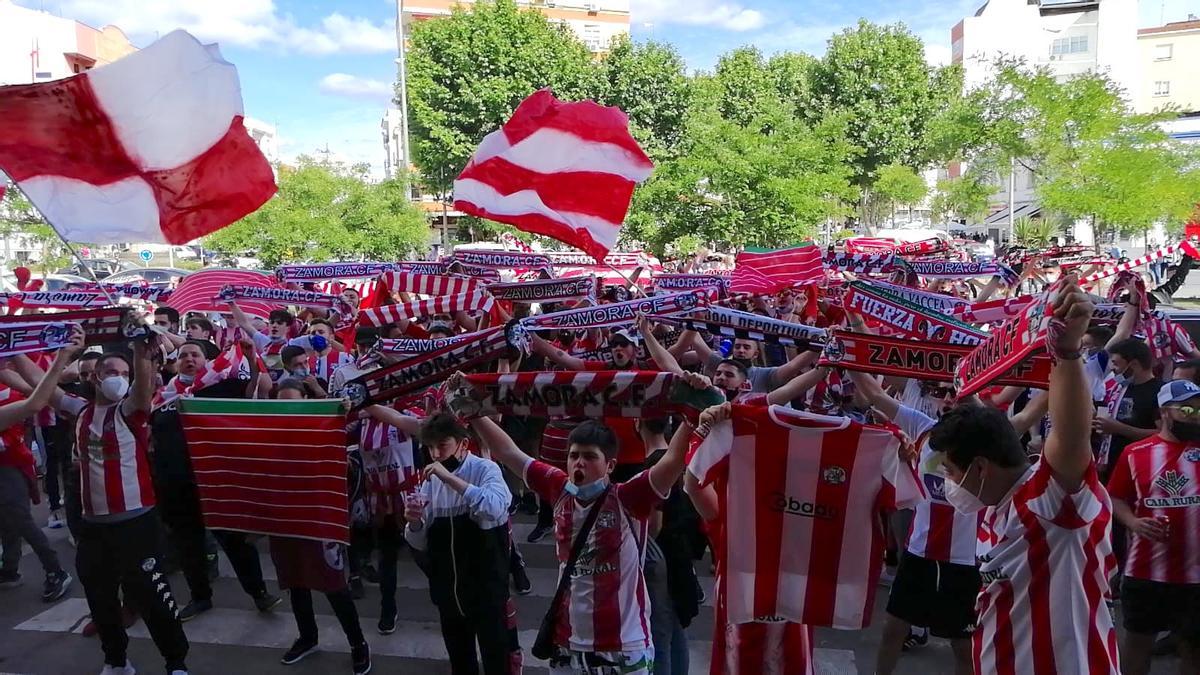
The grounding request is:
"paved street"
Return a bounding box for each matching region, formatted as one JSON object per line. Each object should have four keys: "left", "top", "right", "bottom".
{"left": 0, "top": 500, "right": 1184, "bottom": 675}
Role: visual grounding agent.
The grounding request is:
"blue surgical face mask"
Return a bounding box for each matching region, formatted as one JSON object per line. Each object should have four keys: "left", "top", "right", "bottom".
{"left": 290, "top": 366, "right": 310, "bottom": 378}
{"left": 1114, "top": 366, "right": 1133, "bottom": 386}
{"left": 564, "top": 478, "right": 609, "bottom": 502}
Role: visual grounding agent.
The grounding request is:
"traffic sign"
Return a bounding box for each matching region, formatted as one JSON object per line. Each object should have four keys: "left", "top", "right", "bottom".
{"left": 139, "top": 249, "right": 154, "bottom": 263}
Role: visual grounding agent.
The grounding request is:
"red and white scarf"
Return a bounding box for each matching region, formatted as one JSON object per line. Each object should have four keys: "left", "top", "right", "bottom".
{"left": 153, "top": 342, "right": 248, "bottom": 410}
{"left": 951, "top": 295, "right": 1038, "bottom": 324}
{"left": 954, "top": 285, "right": 1058, "bottom": 399}
{"left": 0, "top": 321, "right": 81, "bottom": 357}
{"left": 824, "top": 252, "right": 896, "bottom": 274}
{"left": 376, "top": 272, "right": 485, "bottom": 298}
{"left": 1080, "top": 240, "right": 1200, "bottom": 285}
{"left": 651, "top": 304, "right": 827, "bottom": 348}
{"left": 450, "top": 249, "right": 552, "bottom": 271}
{"left": 217, "top": 285, "right": 348, "bottom": 311}
{"left": 376, "top": 335, "right": 473, "bottom": 354}
{"left": 652, "top": 273, "right": 731, "bottom": 294}
{"left": 517, "top": 289, "right": 715, "bottom": 332}
{"left": 903, "top": 259, "right": 1017, "bottom": 284}
{"left": 346, "top": 326, "right": 512, "bottom": 407}
{"left": 446, "top": 370, "right": 724, "bottom": 419}
{"left": 487, "top": 276, "right": 597, "bottom": 304}
{"left": 64, "top": 282, "right": 173, "bottom": 304}
{"left": 0, "top": 307, "right": 133, "bottom": 346}
{"left": 358, "top": 292, "right": 495, "bottom": 327}
{"left": 1, "top": 290, "right": 110, "bottom": 310}
{"left": 821, "top": 329, "right": 1051, "bottom": 388}
{"left": 275, "top": 262, "right": 398, "bottom": 282}
{"left": 843, "top": 282, "right": 985, "bottom": 345}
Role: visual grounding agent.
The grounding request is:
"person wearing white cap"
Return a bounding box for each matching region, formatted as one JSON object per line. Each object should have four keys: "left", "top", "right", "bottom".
{"left": 1106, "top": 379, "right": 1200, "bottom": 675}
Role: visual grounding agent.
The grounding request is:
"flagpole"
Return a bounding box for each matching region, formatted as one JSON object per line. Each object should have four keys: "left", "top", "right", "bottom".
{"left": 5, "top": 181, "right": 122, "bottom": 307}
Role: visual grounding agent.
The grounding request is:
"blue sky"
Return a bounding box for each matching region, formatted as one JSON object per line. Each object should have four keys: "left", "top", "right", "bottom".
{"left": 19, "top": 0, "right": 1200, "bottom": 177}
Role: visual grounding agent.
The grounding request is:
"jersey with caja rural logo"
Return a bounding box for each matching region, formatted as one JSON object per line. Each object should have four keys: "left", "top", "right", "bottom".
{"left": 687, "top": 403, "right": 922, "bottom": 629}
{"left": 1108, "top": 435, "right": 1200, "bottom": 584}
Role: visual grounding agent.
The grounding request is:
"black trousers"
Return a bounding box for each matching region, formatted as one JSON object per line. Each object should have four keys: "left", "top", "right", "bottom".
{"left": 76, "top": 510, "right": 188, "bottom": 671}
{"left": 377, "top": 516, "right": 402, "bottom": 617}
{"left": 437, "top": 601, "right": 516, "bottom": 675}
{"left": 291, "top": 587, "right": 364, "bottom": 647}
{"left": 158, "top": 481, "right": 267, "bottom": 602}
{"left": 39, "top": 424, "right": 70, "bottom": 511}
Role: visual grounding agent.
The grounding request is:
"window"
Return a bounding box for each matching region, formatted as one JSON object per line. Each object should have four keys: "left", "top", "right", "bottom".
{"left": 1050, "top": 35, "right": 1088, "bottom": 56}
{"left": 1155, "top": 43, "right": 1173, "bottom": 61}
{"left": 1154, "top": 80, "right": 1171, "bottom": 97}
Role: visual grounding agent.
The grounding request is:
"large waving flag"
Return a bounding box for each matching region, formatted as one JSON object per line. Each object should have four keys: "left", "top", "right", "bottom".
{"left": 179, "top": 398, "right": 349, "bottom": 544}
{"left": 0, "top": 30, "right": 276, "bottom": 244}
{"left": 453, "top": 89, "right": 653, "bottom": 262}
{"left": 730, "top": 243, "right": 825, "bottom": 294}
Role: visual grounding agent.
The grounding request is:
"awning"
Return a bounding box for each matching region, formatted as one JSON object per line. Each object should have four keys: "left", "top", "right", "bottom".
{"left": 983, "top": 203, "right": 1042, "bottom": 226}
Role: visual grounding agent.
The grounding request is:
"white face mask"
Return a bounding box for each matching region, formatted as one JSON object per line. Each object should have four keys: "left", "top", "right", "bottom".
{"left": 944, "top": 462, "right": 987, "bottom": 514}
{"left": 99, "top": 375, "right": 130, "bottom": 401}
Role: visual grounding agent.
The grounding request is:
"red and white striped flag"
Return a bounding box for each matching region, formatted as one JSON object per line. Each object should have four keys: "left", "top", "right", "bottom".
{"left": 0, "top": 31, "right": 275, "bottom": 244}
{"left": 358, "top": 292, "right": 495, "bottom": 326}
{"left": 153, "top": 342, "right": 248, "bottom": 410}
{"left": 165, "top": 269, "right": 281, "bottom": 319}
{"left": 453, "top": 89, "right": 653, "bottom": 262}
{"left": 179, "top": 397, "right": 350, "bottom": 544}
{"left": 730, "top": 244, "right": 824, "bottom": 295}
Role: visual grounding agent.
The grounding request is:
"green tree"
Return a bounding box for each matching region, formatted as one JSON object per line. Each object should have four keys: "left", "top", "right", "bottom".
{"left": 404, "top": 0, "right": 599, "bottom": 193}
{"left": 204, "top": 157, "right": 430, "bottom": 267}
{"left": 810, "top": 20, "right": 960, "bottom": 189}
{"left": 870, "top": 162, "right": 928, "bottom": 225}
{"left": 626, "top": 89, "right": 858, "bottom": 253}
{"left": 968, "top": 61, "right": 1200, "bottom": 244}
{"left": 929, "top": 173, "right": 994, "bottom": 224}
{"left": 0, "top": 184, "right": 77, "bottom": 274}
{"left": 595, "top": 35, "right": 692, "bottom": 160}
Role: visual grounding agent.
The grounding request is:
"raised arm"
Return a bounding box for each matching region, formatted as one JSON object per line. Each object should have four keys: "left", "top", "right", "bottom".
{"left": 1043, "top": 279, "right": 1097, "bottom": 491}
{"left": 1009, "top": 389, "right": 1049, "bottom": 436}
{"left": 363, "top": 404, "right": 424, "bottom": 436}
{"left": 0, "top": 329, "right": 83, "bottom": 430}
{"left": 128, "top": 338, "right": 156, "bottom": 414}
{"left": 638, "top": 316, "right": 683, "bottom": 375}
{"left": 529, "top": 334, "right": 586, "bottom": 371}
{"left": 845, "top": 368, "right": 901, "bottom": 420}
{"left": 767, "top": 364, "right": 830, "bottom": 405}
{"left": 648, "top": 416, "right": 695, "bottom": 497}
{"left": 226, "top": 300, "right": 258, "bottom": 336}
{"left": 767, "top": 350, "right": 819, "bottom": 389}
{"left": 468, "top": 414, "right": 534, "bottom": 478}
{"left": 1104, "top": 300, "right": 1139, "bottom": 350}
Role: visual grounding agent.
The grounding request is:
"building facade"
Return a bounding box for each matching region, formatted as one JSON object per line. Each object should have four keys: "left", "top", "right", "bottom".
{"left": 0, "top": 0, "right": 137, "bottom": 86}
{"left": 243, "top": 117, "right": 280, "bottom": 165}
{"left": 1136, "top": 18, "right": 1200, "bottom": 115}
{"left": 950, "top": 0, "right": 1139, "bottom": 242}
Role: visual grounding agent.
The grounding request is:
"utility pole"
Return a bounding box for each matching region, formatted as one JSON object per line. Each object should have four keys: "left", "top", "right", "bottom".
{"left": 395, "top": 0, "right": 412, "bottom": 179}
{"left": 1008, "top": 156, "right": 1016, "bottom": 245}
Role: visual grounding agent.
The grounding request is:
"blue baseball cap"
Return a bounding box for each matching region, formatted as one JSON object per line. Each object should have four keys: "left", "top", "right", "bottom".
{"left": 1158, "top": 379, "right": 1200, "bottom": 408}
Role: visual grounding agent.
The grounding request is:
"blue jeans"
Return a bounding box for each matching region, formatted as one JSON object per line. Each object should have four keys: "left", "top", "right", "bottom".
{"left": 645, "top": 553, "right": 689, "bottom": 675}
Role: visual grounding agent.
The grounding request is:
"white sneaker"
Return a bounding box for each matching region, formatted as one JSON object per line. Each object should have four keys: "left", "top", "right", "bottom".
{"left": 47, "top": 510, "right": 65, "bottom": 529}
{"left": 99, "top": 661, "right": 136, "bottom": 675}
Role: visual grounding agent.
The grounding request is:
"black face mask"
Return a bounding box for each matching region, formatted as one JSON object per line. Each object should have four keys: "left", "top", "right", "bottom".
{"left": 440, "top": 455, "right": 462, "bottom": 473}
{"left": 1170, "top": 420, "right": 1200, "bottom": 443}
{"left": 78, "top": 381, "right": 97, "bottom": 401}
{"left": 723, "top": 387, "right": 739, "bottom": 402}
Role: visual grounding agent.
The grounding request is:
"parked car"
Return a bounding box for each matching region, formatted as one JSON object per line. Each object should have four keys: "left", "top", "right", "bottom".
{"left": 104, "top": 267, "right": 192, "bottom": 289}
{"left": 57, "top": 260, "right": 123, "bottom": 279}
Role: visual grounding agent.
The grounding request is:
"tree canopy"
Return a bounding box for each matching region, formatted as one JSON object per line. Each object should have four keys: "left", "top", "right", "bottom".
{"left": 203, "top": 157, "right": 430, "bottom": 268}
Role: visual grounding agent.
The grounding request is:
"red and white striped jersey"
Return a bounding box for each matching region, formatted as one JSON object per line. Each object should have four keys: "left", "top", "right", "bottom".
{"left": 688, "top": 404, "right": 922, "bottom": 629}
{"left": 358, "top": 415, "right": 418, "bottom": 516}
{"left": 62, "top": 398, "right": 155, "bottom": 517}
{"left": 1107, "top": 436, "right": 1200, "bottom": 584}
{"left": 894, "top": 406, "right": 982, "bottom": 565}
{"left": 706, "top": 504, "right": 814, "bottom": 675}
{"left": 309, "top": 350, "right": 352, "bottom": 384}
{"left": 524, "top": 459, "right": 666, "bottom": 653}
{"left": 973, "top": 460, "right": 1118, "bottom": 675}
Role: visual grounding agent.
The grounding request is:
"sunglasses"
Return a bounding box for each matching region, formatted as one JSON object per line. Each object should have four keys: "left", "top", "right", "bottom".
{"left": 610, "top": 339, "right": 633, "bottom": 348}
{"left": 920, "top": 383, "right": 957, "bottom": 398}
{"left": 1169, "top": 405, "right": 1200, "bottom": 418}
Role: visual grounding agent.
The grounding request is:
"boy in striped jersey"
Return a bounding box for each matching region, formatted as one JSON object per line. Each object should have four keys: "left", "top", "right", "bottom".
{"left": 933, "top": 280, "right": 1119, "bottom": 675}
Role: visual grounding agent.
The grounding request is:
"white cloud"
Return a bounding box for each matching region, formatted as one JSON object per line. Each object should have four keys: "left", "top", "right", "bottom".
{"left": 635, "top": 0, "right": 765, "bottom": 32}
{"left": 19, "top": 0, "right": 395, "bottom": 55}
{"left": 319, "top": 73, "right": 394, "bottom": 100}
